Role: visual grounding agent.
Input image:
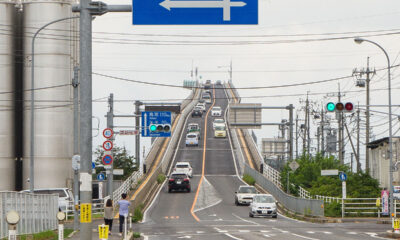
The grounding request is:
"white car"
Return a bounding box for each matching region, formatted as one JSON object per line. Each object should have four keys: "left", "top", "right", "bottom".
{"left": 173, "top": 162, "right": 193, "bottom": 178}
{"left": 22, "top": 188, "right": 73, "bottom": 211}
{"left": 249, "top": 194, "right": 277, "bottom": 218}
{"left": 213, "top": 118, "right": 225, "bottom": 129}
{"left": 235, "top": 185, "right": 257, "bottom": 205}
{"left": 196, "top": 103, "right": 206, "bottom": 112}
{"left": 185, "top": 133, "right": 199, "bottom": 146}
{"left": 214, "top": 124, "right": 227, "bottom": 138}
{"left": 211, "top": 106, "right": 222, "bottom": 116}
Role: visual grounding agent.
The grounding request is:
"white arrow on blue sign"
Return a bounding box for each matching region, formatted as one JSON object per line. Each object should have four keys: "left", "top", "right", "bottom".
{"left": 132, "top": 0, "right": 258, "bottom": 25}
{"left": 92, "top": 162, "right": 96, "bottom": 169}
{"left": 339, "top": 172, "right": 347, "bottom": 181}
{"left": 97, "top": 173, "right": 106, "bottom": 181}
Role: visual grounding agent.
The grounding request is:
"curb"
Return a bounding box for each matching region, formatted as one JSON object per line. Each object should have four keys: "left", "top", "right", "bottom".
{"left": 386, "top": 230, "right": 400, "bottom": 239}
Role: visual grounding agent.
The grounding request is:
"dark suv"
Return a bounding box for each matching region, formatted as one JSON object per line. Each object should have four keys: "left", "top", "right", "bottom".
{"left": 192, "top": 109, "right": 203, "bottom": 117}
{"left": 168, "top": 172, "right": 191, "bottom": 193}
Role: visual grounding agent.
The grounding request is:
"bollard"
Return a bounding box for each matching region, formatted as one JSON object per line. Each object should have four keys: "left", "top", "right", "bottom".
{"left": 57, "top": 211, "right": 66, "bottom": 240}
{"left": 394, "top": 218, "right": 400, "bottom": 233}
{"left": 124, "top": 214, "right": 128, "bottom": 240}
{"left": 129, "top": 213, "right": 132, "bottom": 230}
{"left": 6, "top": 211, "right": 20, "bottom": 240}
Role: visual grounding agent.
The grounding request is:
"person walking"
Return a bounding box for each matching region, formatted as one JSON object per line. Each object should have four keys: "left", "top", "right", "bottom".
{"left": 117, "top": 193, "right": 131, "bottom": 236}
{"left": 104, "top": 199, "right": 114, "bottom": 235}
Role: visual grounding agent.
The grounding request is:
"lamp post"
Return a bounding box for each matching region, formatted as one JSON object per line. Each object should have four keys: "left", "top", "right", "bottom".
{"left": 354, "top": 37, "right": 393, "bottom": 217}
{"left": 29, "top": 16, "right": 79, "bottom": 193}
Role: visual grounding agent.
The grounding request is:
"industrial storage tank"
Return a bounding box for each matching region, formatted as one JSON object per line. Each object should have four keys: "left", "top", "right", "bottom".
{"left": 23, "top": 0, "right": 75, "bottom": 189}
{"left": 0, "top": 0, "right": 15, "bottom": 190}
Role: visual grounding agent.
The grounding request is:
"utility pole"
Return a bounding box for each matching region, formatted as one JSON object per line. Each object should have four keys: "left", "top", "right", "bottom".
{"left": 321, "top": 107, "right": 325, "bottom": 157}
{"left": 306, "top": 96, "right": 310, "bottom": 158}
{"left": 72, "top": 66, "right": 79, "bottom": 231}
{"left": 351, "top": 153, "right": 354, "bottom": 172}
{"left": 356, "top": 108, "right": 361, "bottom": 172}
{"left": 289, "top": 104, "right": 294, "bottom": 161}
{"left": 106, "top": 94, "right": 114, "bottom": 198}
{"left": 317, "top": 126, "right": 320, "bottom": 153}
{"left": 295, "top": 115, "right": 298, "bottom": 159}
{"left": 135, "top": 101, "right": 143, "bottom": 172}
{"left": 353, "top": 57, "right": 375, "bottom": 172}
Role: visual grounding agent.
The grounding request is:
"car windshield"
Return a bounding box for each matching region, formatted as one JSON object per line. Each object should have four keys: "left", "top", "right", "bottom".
{"left": 214, "top": 119, "right": 224, "bottom": 124}
{"left": 202, "top": 95, "right": 210, "bottom": 99}
{"left": 254, "top": 195, "right": 275, "bottom": 203}
{"left": 187, "top": 134, "right": 197, "bottom": 139}
{"left": 212, "top": 107, "right": 221, "bottom": 111}
{"left": 176, "top": 164, "right": 189, "bottom": 168}
{"left": 215, "top": 126, "right": 225, "bottom": 131}
{"left": 172, "top": 174, "right": 187, "bottom": 179}
{"left": 238, "top": 187, "right": 256, "bottom": 194}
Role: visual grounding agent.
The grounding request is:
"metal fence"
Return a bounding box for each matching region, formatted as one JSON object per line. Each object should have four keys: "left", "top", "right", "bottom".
{"left": 65, "top": 198, "right": 105, "bottom": 220}
{"left": 263, "top": 164, "right": 282, "bottom": 189}
{"left": 244, "top": 164, "right": 324, "bottom": 217}
{"left": 0, "top": 191, "right": 58, "bottom": 238}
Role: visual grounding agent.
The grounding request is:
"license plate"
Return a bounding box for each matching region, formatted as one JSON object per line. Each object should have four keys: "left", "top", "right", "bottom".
{"left": 190, "top": 142, "right": 194, "bottom": 144}
{"left": 177, "top": 180, "right": 182, "bottom": 184}
{"left": 262, "top": 210, "right": 268, "bottom": 214}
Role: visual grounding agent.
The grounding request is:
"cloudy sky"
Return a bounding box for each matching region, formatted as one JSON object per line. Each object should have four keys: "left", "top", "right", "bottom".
{"left": 91, "top": 0, "right": 400, "bottom": 170}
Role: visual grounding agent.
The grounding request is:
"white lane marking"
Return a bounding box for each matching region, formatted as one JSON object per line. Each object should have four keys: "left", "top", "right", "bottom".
{"left": 238, "top": 230, "right": 250, "bottom": 233}
{"left": 224, "top": 233, "right": 243, "bottom": 240}
{"left": 260, "top": 230, "right": 270, "bottom": 233}
{"left": 224, "top": 86, "right": 240, "bottom": 177}
{"left": 347, "top": 232, "right": 357, "bottom": 235}
{"left": 307, "top": 231, "right": 315, "bottom": 234}
{"left": 365, "top": 232, "right": 389, "bottom": 239}
{"left": 193, "top": 199, "right": 222, "bottom": 213}
{"left": 264, "top": 234, "right": 271, "bottom": 237}
{"left": 272, "top": 228, "right": 289, "bottom": 233}
{"left": 291, "top": 233, "right": 319, "bottom": 240}
{"left": 178, "top": 236, "right": 192, "bottom": 239}
{"left": 219, "top": 230, "right": 228, "bottom": 233}
{"left": 232, "top": 213, "right": 260, "bottom": 225}
{"left": 196, "top": 231, "right": 205, "bottom": 234}
{"left": 323, "top": 232, "right": 332, "bottom": 234}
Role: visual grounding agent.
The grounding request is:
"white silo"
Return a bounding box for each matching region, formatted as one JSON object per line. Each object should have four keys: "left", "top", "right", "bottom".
{"left": 0, "top": 0, "right": 15, "bottom": 190}
{"left": 23, "top": 0, "right": 75, "bottom": 189}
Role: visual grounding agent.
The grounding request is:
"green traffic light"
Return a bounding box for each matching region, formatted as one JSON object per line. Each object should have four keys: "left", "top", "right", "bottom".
{"left": 326, "top": 102, "right": 335, "bottom": 112}
{"left": 150, "top": 125, "right": 157, "bottom": 132}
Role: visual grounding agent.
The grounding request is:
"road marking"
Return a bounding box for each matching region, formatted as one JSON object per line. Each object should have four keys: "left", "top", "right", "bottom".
{"left": 260, "top": 230, "right": 270, "bottom": 233}
{"left": 232, "top": 213, "right": 260, "bottom": 225}
{"left": 291, "top": 233, "right": 319, "bottom": 240}
{"left": 177, "top": 236, "right": 192, "bottom": 239}
{"left": 323, "top": 232, "right": 332, "bottom": 234}
{"left": 347, "top": 232, "right": 357, "bottom": 234}
{"left": 238, "top": 230, "right": 250, "bottom": 233}
{"left": 196, "top": 231, "right": 205, "bottom": 234}
{"left": 224, "top": 233, "right": 243, "bottom": 240}
{"left": 263, "top": 234, "right": 271, "bottom": 237}
{"left": 190, "top": 87, "right": 216, "bottom": 222}
{"left": 365, "top": 232, "right": 388, "bottom": 239}
{"left": 272, "top": 228, "right": 288, "bottom": 233}
{"left": 307, "top": 231, "right": 315, "bottom": 234}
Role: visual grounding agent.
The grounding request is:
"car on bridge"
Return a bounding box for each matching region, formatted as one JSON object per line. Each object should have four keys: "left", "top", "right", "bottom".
{"left": 235, "top": 185, "right": 257, "bottom": 205}
{"left": 249, "top": 194, "right": 277, "bottom": 218}
{"left": 213, "top": 118, "right": 225, "bottom": 129}
{"left": 185, "top": 133, "right": 199, "bottom": 146}
{"left": 168, "top": 172, "right": 191, "bottom": 193}
{"left": 211, "top": 106, "right": 222, "bottom": 117}
{"left": 214, "top": 124, "right": 226, "bottom": 138}
{"left": 192, "top": 108, "right": 203, "bottom": 117}
{"left": 173, "top": 162, "right": 193, "bottom": 178}
{"left": 187, "top": 123, "right": 201, "bottom": 138}
{"left": 195, "top": 102, "right": 206, "bottom": 112}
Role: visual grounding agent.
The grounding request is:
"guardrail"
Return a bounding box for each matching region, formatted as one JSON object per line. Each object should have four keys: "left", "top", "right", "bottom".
{"left": 111, "top": 171, "right": 143, "bottom": 204}
{"left": 0, "top": 192, "right": 58, "bottom": 238}
{"left": 244, "top": 164, "right": 324, "bottom": 217}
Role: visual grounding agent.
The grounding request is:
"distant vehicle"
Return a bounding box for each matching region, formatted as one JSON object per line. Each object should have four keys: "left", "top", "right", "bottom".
{"left": 216, "top": 80, "right": 222, "bottom": 85}
{"left": 249, "top": 194, "right": 277, "bottom": 218}
{"left": 214, "top": 124, "right": 226, "bottom": 138}
{"left": 235, "top": 185, "right": 257, "bottom": 205}
{"left": 198, "top": 99, "right": 205, "bottom": 103}
{"left": 187, "top": 123, "right": 201, "bottom": 138}
{"left": 205, "top": 98, "right": 212, "bottom": 104}
{"left": 168, "top": 172, "right": 191, "bottom": 193}
{"left": 185, "top": 133, "right": 199, "bottom": 146}
{"left": 21, "top": 188, "right": 73, "bottom": 211}
{"left": 211, "top": 106, "right": 222, "bottom": 117}
{"left": 202, "top": 93, "right": 211, "bottom": 99}
{"left": 206, "top": 80, "right": 212, "bottom": 84}
{"left": 204, "top": 90, "right": 211, "bottom": 95}
{"left": 192, "top": 109, "right": 203, "bottom": 117}
{"left": 195, "top": 103, "right": 206, "bottom": 112}
{"left": 173, "top": 162, "right": 193, "bottom": 178}
{"left": 213, "top": 118, "right": 225, "bottom": 129}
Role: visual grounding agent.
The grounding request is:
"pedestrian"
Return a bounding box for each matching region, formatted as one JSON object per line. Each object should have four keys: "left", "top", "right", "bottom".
{"left": 117, "top": 193, "right": 131, "bottom": 236}
{"left": 104, "top": 199, "right": 114, "bottom": 235}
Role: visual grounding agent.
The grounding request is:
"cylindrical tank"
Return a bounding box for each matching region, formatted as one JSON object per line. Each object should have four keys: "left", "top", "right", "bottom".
{"left": 0, "top": 0, "right": 15, "bottom": 190}
{"left": 23, "top": 0, "right": 74, "bottom": 189}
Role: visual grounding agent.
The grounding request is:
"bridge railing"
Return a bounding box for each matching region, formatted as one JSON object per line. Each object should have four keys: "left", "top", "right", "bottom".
{"left": 0, "top": 192, "right": 58, "bottom": 238}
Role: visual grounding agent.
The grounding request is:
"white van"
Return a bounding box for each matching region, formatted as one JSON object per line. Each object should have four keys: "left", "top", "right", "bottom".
{"left": 22, "top": 188, "right": 73, "bottom": 211}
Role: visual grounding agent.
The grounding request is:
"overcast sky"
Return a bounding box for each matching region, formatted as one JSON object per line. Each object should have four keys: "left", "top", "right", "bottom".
{"left": 91, "top": 0, "right": 400, "bottom": 169}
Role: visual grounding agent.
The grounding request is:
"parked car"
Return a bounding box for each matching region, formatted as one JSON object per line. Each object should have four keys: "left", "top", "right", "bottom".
{"left": 213, "top": 118, "right": 225, "bottom": 129}
{"left": 235, "top": 185, "right": 257, "bottom": 205}
{"left": 185, "top": 133, "right": 199, "bottom": 146}
{"left": 249, "top": 194, "right": 277, "bottom": 218}
{"left": 21, "top": 188, "right": 73, "bottom": 211}
{"left": 173, "top": 162, "right": 193, "bottom": 178}
{"left": 192, "top": 109, "right": 203, "bottom": 117}
{"left": 211, "top": 106, "right": 222, "bottom": 117}
{"left": 214, "top": 124, "right": 226, "bottom": 138}
{"left": 168, "top": 172, "right": 191, "bottom": 193}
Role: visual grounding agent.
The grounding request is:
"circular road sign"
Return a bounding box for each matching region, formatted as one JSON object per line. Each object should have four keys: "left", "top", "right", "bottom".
{"left": 97, "top": 173, "right": 106, "bottom": 181}
{"left": 339, "top": 172, "right": 347, "bottom": 181}
{"left": 102, "top": 155, "right": 113, "bottom": 165}
{"left": 102, "top": 140, "right": 113, "bottom": 151}
{"left": 103, "top": 128, "right": 114, "bottom": 139}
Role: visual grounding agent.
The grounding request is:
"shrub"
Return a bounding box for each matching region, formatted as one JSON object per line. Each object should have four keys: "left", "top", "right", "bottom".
{"left": 132, "top": 204, "right": 144, "bottom": 223}
{"left": 324, "top": 201, "right": 341, "bottom": 217}
{"left": 157, "top": 174, "right": 166, "bottom": 184}
{"left": 242, "top": 174, "right": 255, "bottom": 186}
{"left": 133, "top": 232, "right": 141, "bottom": 238}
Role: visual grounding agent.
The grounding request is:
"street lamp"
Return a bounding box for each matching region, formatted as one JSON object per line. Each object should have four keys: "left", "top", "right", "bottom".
{"left": 354, "top": 37, "right": 393, "bottom": 217}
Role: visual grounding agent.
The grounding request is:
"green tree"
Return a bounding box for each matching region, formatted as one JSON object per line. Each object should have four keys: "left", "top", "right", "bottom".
{"left": 94, "top": 145, "right": 137, "bottom": 180}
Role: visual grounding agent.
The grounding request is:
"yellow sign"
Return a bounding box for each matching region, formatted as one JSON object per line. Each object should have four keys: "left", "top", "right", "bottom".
{"left": 394, "top": 219, "right": 400, "bottom": 230}
{"left": 376, "top": 198, "right": 381, "bottom": 207}
{"left": 98, "top": 224, "right": 109, "bottom": 239}
{"left": 80, "top": 203, "right": 92, "bottom": 223}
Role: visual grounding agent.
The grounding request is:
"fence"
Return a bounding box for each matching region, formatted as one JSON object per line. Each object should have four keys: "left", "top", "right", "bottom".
{"left": 0, "top": 192, "right": 58, "bottom": 238}
{"left": 244, "top": 164, "right": 324, "bottom": 217}
{"left": 263, "top": 164, "right": 282, "bottom": 189}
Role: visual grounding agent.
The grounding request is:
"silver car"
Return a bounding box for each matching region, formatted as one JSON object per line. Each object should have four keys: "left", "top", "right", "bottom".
{"left": 249, "top": 194, "right": 277, "bottom": 218}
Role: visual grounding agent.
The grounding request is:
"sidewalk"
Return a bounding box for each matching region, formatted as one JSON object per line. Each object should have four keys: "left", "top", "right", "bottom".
{"left": 65, "top": 219, "right": 134, "bottom": 240}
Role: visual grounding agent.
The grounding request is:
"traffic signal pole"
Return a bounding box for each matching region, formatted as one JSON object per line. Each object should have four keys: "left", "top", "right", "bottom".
{"left": 107, "top": 94, "right": 114, "bottom": 198}
{"left": 135, "top": 101, "right": 143, "bottom": 173}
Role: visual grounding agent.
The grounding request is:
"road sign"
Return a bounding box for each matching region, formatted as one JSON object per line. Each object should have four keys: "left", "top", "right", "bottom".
{"left": 113, "top": 169, "right": 124, "bottom": 175}
{"left": 97, "top": 173, "right": 106, "bottom": 181}
{"left": 339, "top": 172, "right": 347, "bottom": 181}
{"left": 92, "top": 162, "right": 96, "bottom": 169}
{"left": 102, "top": 141, "right": 113, "bottom": 151}
{"left": 321, "top": 169, "right": 339, "bottom": 176}
{"left": 102, "top": 155, "right": 113, "bottom": 165}
{"left": 119, "top": 130, "right": 138, "bottom": 135}
{"left": 132, "top": 0, "right": 257, "bottom": 25}
{"left": 103, "top": 128, "right": 113, "bottom": 139}
{"left": 228, "top": 103, "right": 262, "bottom": 129}
{"left": 382, "top": 190, "right": 389, "bottom": 215}
{"left": 72, "top": 155, "right": 80, "bottom": 171}
{"left": 289, "top": 161, "right": 299, "bottom": 171}
{"left": 99, "top": 224, "right": 109, "bottom": 239}
{"left": 142, "top": 111, "right": 172, "bottom": 137}
{"left": 145, "top": 105, "right": 181, "bottom": 114}
{"left": 80, "top": 203, "right": 92, "bottom": 223}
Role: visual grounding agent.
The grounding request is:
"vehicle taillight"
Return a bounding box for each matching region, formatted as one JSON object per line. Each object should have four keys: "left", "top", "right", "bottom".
{"left": 169, "top": 179, "right": 174, "bottom": 182}
{"left": 184, "top": 178, "right": 189, "bottom": 182}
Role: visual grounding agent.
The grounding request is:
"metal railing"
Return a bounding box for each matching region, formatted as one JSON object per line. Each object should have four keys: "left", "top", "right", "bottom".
{"left": 65, "top": 198, "right": 105, "bottom": 220}
{"left": 0, "top": 191, "right": 58, "bottom": 238}
{"left": 111, "top": 170, "right": 143, "bottom": 204}
{"left": 316, "top": 195, "right": 340, "bottom": 203}
{"left": 263, "top": 164, "right": 282, "bottom": 189}
{"left": 298, "top": 186, "right": 311, "bottom": 199}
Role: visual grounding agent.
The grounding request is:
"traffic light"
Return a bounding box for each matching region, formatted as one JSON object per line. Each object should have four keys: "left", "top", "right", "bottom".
{"left": 326, "top": 102, "right": 354, "bottom": 112}
{"left": 149, "top": 124, "right": 171, "bottom": 133}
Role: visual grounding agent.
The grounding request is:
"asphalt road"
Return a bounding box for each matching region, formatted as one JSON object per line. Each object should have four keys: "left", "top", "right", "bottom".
{"left": 136, "top": 85, "right": 391, "bottom": 240}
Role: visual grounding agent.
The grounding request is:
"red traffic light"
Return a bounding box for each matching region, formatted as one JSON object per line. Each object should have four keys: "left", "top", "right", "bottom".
{"left": 345, "top": 102, "right": 354, "bottom": 111}
{"left": 336, "top": 102, "right": 344, "bottom": 111}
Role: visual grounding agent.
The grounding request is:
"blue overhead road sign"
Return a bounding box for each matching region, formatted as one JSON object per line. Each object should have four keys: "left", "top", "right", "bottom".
{"left": 142, "top": 111, "right": 172, "bottom": 137}
{"left": 132, "top": 0, "right": 258, "bottom": 25}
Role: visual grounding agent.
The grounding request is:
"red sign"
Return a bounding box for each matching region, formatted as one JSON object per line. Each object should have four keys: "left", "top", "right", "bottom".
{"left": 102, "top": 140, "right": 113, "bottom": 151}
{"left": 102, "top": 155, "right": 113, "bottom": 165}
{"left": 103, "top": 128, "right": 114, "bottom": 139}
{"left": 382, "top": 190, "right": 389, "bottom": 215}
